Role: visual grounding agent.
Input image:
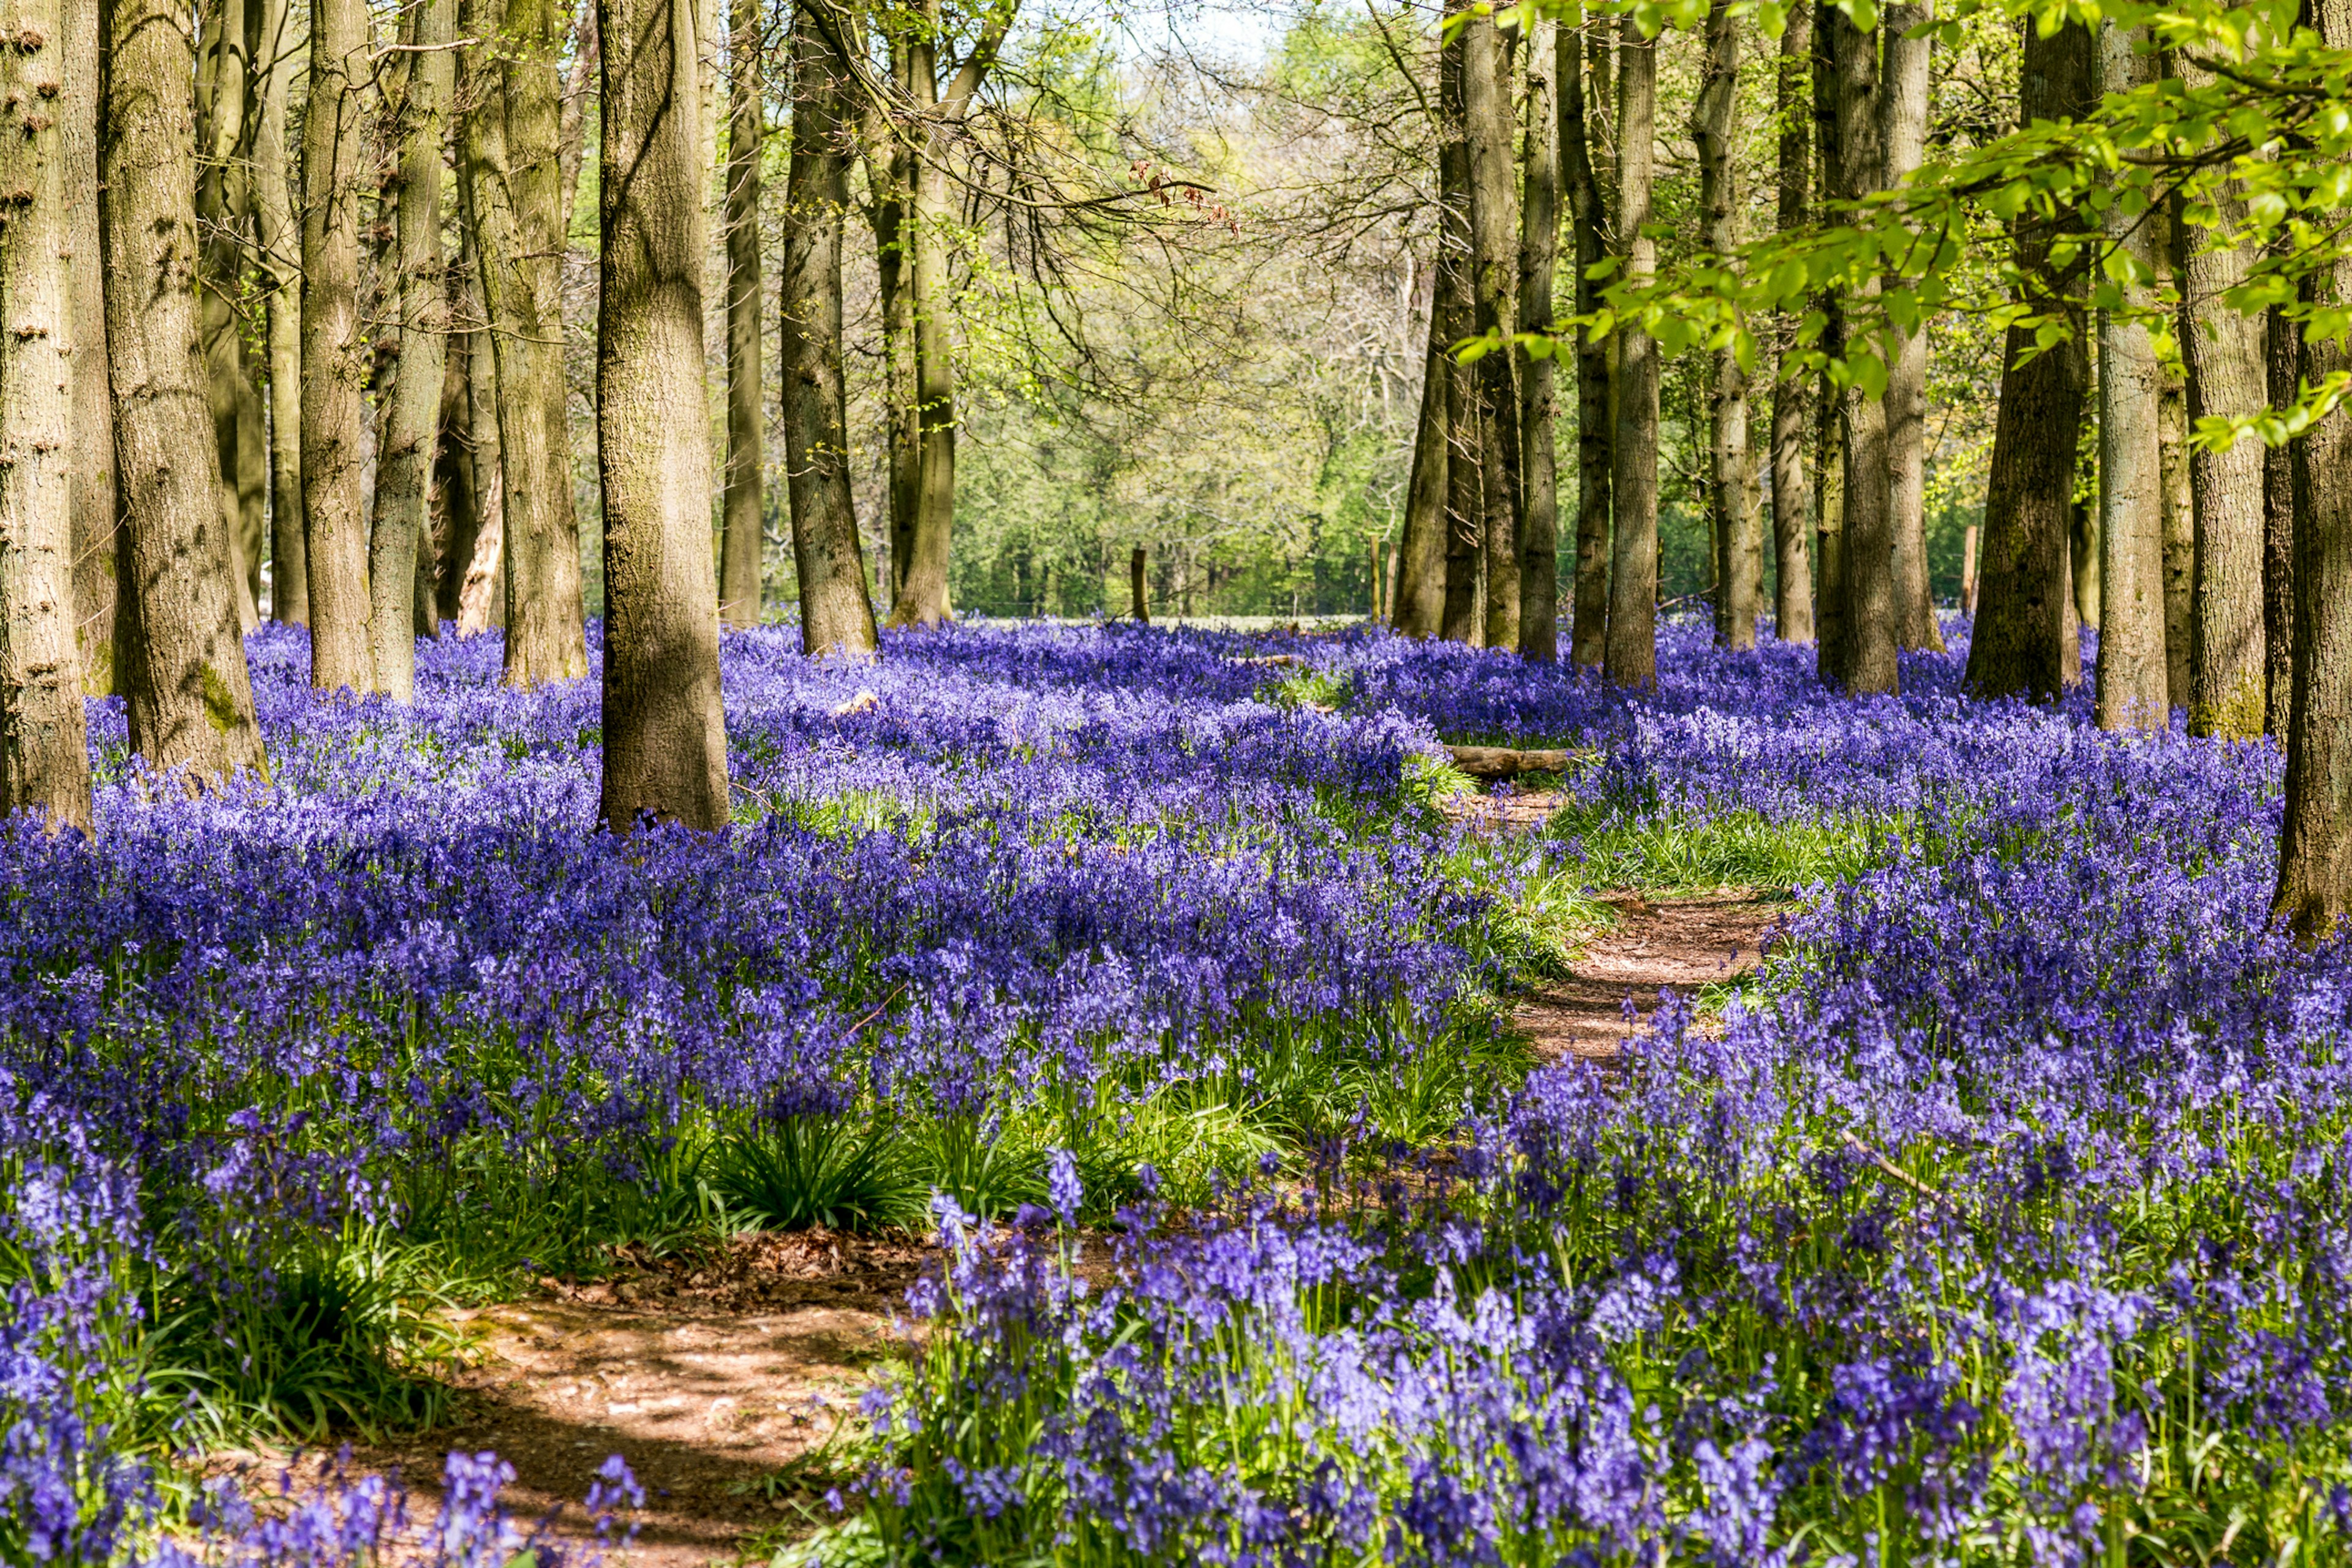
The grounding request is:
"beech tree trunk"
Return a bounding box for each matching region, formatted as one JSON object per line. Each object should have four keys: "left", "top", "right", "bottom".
{"left": 2093, "top": 21, "right": 2168, "bottom": 731}
{"left": 1695, "top": 0, "right": 1758, "bottom": 651}
{"left": 1879, "top": 0, "right": 1941, "bottom": 652}
{"left": 1516, "top": 20, "right": 1561, "bottom": 662}
{"left": 597, "top": 0, "right": 728, "bottom": 831}
{"left": 62, "top": 0, "right": 118, "bottom": 686}
{"left": 99, "top": 0, "right": 268, "bottom": 785}
{"left": 1391, "top": 255, "right": 1449, "bottom": 638}
{"left": 1436, "top": 20, "right": 1481, "bottom": 646}
{"left": 778, "top": 1, "right": 878, "bottom": 657}
{"left": 371, "top": 0, "right": 453, "bottom": 702}
{"left": 556, "top": 0, "right": 597, "bottom": 222}
{"left": 252, "top": 0, "right": 303, "bottom": 625}
{"left": 0, "top": 0, "right": 95, "bottom": 829}
{"left": 1561, "top": 18, "right": 1612, "bottom": 668}
{"left": 1602, "top": 15, "right": 1657, "bottom": 689}
{"left": 465, "top": 0, "right": 588, "bottom": 685}
{"left": 2264, "top": 299, "right": 2297, "bottom": 736}
{"left": 1769, "top": 2, "right": 1814, "bottom": 643}
{"left": 719, "top": 0, "right": 764, "bottom": 628}
{"left": 872, "top": 110, "right": 919, "bottom": 603}
{"left": 2274, "top": 0, "right": 2352, "bottom": 937}
{"left": 1964, "top": 20, "right": 2094, "bottom": 702}
{"left": 2157, "top": 261, "right": 2196, "bottom": 713}
{"left": 2175, "top": 57, "right": 2268, "bottom": 736}
{"left": 300, "top": 0, "right": 372, "bottom": 692}
{"left": 195, "top": 0, "right": 256, "bottom": 621}
{"left": 1462, "top": 8, "right": 1521, "bottom": 652}
{"left": 1831, "top": 9, "right": 1897, "bottom": 695}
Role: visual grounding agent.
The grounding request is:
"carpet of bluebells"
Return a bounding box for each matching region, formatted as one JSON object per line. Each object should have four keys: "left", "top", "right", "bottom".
{"left": 6, "top": 618, "right": 2351, "bottom": 1566}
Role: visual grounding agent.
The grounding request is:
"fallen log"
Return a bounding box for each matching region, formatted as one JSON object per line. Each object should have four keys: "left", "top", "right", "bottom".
{"left": 1445, "top": 744, "right": 1575, "bottom": 780}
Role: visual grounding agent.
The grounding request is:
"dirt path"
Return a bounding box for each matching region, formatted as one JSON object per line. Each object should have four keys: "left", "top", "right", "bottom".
{"left": 1515, "top": 891, "right": 1781, "bottom": 1060}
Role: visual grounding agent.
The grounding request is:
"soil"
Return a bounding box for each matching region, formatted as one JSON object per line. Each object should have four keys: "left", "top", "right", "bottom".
{"left": 1512, "top": 890, "right": 1783, "bottom": 1060}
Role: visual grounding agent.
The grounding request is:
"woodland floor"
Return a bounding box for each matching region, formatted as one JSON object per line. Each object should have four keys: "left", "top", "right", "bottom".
{"left": 215, "top": 806, "right": 1782, "bottom": 1568}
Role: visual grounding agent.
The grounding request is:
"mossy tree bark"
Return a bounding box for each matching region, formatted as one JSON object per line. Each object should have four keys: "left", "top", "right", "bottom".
{"left": 1561, "top": 18, "right": 1612, "bottom": 669}
{"left": 1880, "top": 0, "right": 1941, "bottom": 653}
{"left": 99, "top": 0, "right": 268, "bottom": 785}
{"left": 1461, "top": 7, "right": 1520, "bottom": 653}
{"left": 1602, "top": 15, "right": 1657, "bottom": 689}
{"left": 718, "top": 0, "right": 765, "bottom": 628}
{"left": 0, "top": 0, "right": 96, "bottom": 829}
{"left": 1768, "top": 2, "right": 1814, "bottom": 644}
{"left": 1695, "top": 0, "right": 1758, "bottom": 651}
{"left": 300, "top": 0, "right": 373, "bottom": 692}
{"left": 1830, "top": 8, "right": 1897, "bottom": 695}
{"left": 62, "top": 0, "right": 118, "bottom": 686}
{"left": 1390, "top": 248, "right": 1450, "bottom": 638}
{"left": 1434, "top": 17, "right": 1481, "bottom": 646}
{"left": 1515, "top": 19, "right": 1560, "bottom": 662}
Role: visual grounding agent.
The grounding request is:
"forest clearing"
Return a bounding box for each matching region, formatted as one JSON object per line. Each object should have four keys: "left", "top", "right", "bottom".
{"left": 7, "top": 0, "right": 2352, "bottom": 1560}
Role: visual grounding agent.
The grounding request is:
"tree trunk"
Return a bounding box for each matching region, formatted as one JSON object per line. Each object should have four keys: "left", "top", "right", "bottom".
{"left": 1879, "top": 0, "right": 1941, "bottom": 652}
{"left": 0, "top": 0, "right": 95, "bottom": 829}
{"left": 2158, "top": 279, "right": 2195, "bottom": 714}
{"left": 251, "top": 0, "right": 303, "bottom": 625}
{"left": 1561, "top": 17, "right": 1612, "bottom": 668}
{"left": 556, "top": 0, "right": 597, "bottom": 222}
{"left": 62, "top": 0, "right": 118, "bottom": 688}
{"left": 872, "top": 38, "right": 918, "bottom": 602}
{"left": 1436, "top": 20, "right": 1481, "bottom": 646}
{"left": 778, "top": 1, "right": 877, "bottom": 657}
{"left": 596, "top": 0, "right": 728, "bottom": 830}
{"left": 2171, "top": 61, "right": 2269, "bottom": 735}
{"left": 369, "top": 0, "right": 453, "bottom": 702}
{"left": 1814, "top": 368, "right": 1847, "bottom": 670}
{"left": 1602, "top": 15, "right": 1657, "bottom": 689}
{"left": 429, "top": 337, "right": 474, "bottom": 628}
{"left": 1390, "top": 260, "right": 1450, "bottom": 637}
{"left": 196, "top": 0, "right": 254, "bottom": 623}
{"left": 99, "top": 0, "right": 268, "bottom": 785}
{"left": 465, "top": 0, "right": 587, "bottom": 686}
{"left": 1129, "top": 545, "right": 1148, "bottom": 623}
{"left": 2092, "top": 21, "right": 2167, "bottom": 731}
{"left": 1516, "top": 19, "right": 1561, "bottom": 661}
{"left": 1768, "top": 1, "right": 1814, "bottom": 643}
{"left": 891, "top": 9, "right": 952, "bottom": 627}
{"left": 1831, "top": 9, "right": 1897, "bottom": 694}
{"left": 718, "top": 0, "right": 764, "bottom": 628}
{"left": 300, "top": 0, "right": 372, "bottom": 692}
{"left": 1462, "top": 8, "right": 1521, "bottom": 652}
{"left": 1962, "top": 20, "right": 2094, "bottom": 701}
{"left": 2264, "top": 299, "right": 2297, "bottom": 736}
{"left": 1695, "top": 0, "right": 1758, "bottom": 651}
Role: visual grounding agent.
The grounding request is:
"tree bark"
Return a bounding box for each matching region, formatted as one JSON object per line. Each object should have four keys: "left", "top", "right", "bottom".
{"left": 597, "top": 0, "right": 728, "bottom": 830}
{"left": 1831, "top": 8, "right": 1897, "bottom": 694}
{"left": 464, "top": 0, "right": 588, "bottom": 685}
{"left": 2274, "top": 0, "right": 2352, "bottom": 937}
{"left": 62, "top": 0, "right": 118, "bottom": 687}
{"left": 1462, "top": 7, "right": 1521, "bottom": 652}
{"left": 1769, "top": 2, "right": 1814, "bottom": 643}
{"left": 1516, "top": 19, "right": 1561, "bottom": 661}
{"left": 1561, "top": 16, "right": 1611, "bottom": 668}
{"left": 1602, "top": 15, "right": 1657, "bottom": 688}
{"left": 2157, "top": 265, "right": 2196, "bottom": 714}
{"left": 1695, "top": 0, "right": 1758, "bottom": 651}
{"left": 2264, "top": 298, "right": 2296, "bottom": 737}
{"left": 1879, "top": 0, "right": 1941, "bottom": 652}
{"left": 370, "top": 0, "right": 453, "bottom": 701}
{"left": 2092, "top": 21, "right": 2167, "bottom": 731}
{"left": 778, "top": 1, "right": 876, "bottom": 657}
{"left": 299, "top": 0, "right": 372, "bottom": 691}
{"left": 99, "top": 0, "right": 268, "bottom": 785}
{"left": 718, "top": 0, "right": 764, "bottom": 628}
{"left": 556, "top": 0, "right": 597, "bottom": 223}
{"left": 1436, "top": 18, "right": 1481, "bottom": 645}
{"left": 1963, "top": 20, "right": 2094, "bottom": 701}
{"left": 252, "top": 0, "right": 303, "bottom": 625}
{"left": 1390, "top": 254, "right": 1449, "bottom": 637}
{"left": 0, "top": 0, "right": 95, "bottom": 829}
{"left": 196, "top": 0, "right": 257, "bottom": 622}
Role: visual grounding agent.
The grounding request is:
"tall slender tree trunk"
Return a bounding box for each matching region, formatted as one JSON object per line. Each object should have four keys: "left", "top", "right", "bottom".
{"left": 1602, "top": 15, "right": 1657, "bottom": 688}
{"left": 196, "top": 0, "right": 254, "bottom": 621}
{"left": 1391, "top": 257, "right": 1450, "bottom": 638}
{"left": 1461, "top": 8, "right": 1521, "bottom": 652}
{"left": 2092, "top": 21, "right": 2167, "bottom": 731}
{"left": 1436, "top": 18, "right": 1482, "bottom": 646}
{"left": 2274, "top": 0, "right": 2352, "bottom": 937}
{"left": 1561, "top": 17, "right": 1612, "bottom": 668}
{"left": 778, "top": 2, "right": 876, "bottom": 657}
{"left": 1880, "top": 0, "right": 1940, "bottom": 652}
{"left": 0, "top": 0, "right": 95, "bottom": 829}
{"left": 2158, "top": 262, "right": 2196, "bottom": 711}
{"left": 872, "top": 118, "right": 919, "bottom": 603}
{"left": 718, "top": 0, "right": 764, "bottom": 628}
{"left": 556, "top": 0, "right": 597, "bottom": 222}
{"left": 2264, "top": 299, "right": 2297, "bottom": 736}
{"left": 252, "top": 0, "right": 303, "bottom": 625}
{"left": 1769, "top": 2, "right": 1814, "bottom": 643}
{"left": 1964, "top": 20, "right": 2094, "bottom": 701}
{"left": 1695, "top": 0, "right": 1758, "bottom": 650}
{"left": 1831, "top": 8, "right": 1897, "bottom": 694}
{"left": 300, "top": 0, "right": 372, "bottom": 691}
{"left": 62, "top": 0, "right": 118, "bottom": 686}
{"left": 99, "top": 0, "right": 268, "bottom": 784}
{"left": 1516, "top": 20, "right": 1561, "bottom": 661}
{"left": 370, "top": 0, "right": 452, "bottom": 701}
{"left": 597, "top": 0, "right": 728, "bottom": 829}
{"left": 1814, "top": 378, "right": 1847, "bottom": 665}
{"left": 465, "top": 0, "right": 587, "bottom": 685}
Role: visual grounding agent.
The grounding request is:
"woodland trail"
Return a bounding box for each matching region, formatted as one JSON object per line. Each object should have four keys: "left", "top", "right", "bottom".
{"left": 1513, "top": 891, "right": 1781, "bottom": 1060}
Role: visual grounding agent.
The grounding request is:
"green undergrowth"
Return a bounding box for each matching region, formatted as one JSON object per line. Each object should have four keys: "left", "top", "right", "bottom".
{"left": 1547, "top": 800, "right": 1910, "bottom": 893}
